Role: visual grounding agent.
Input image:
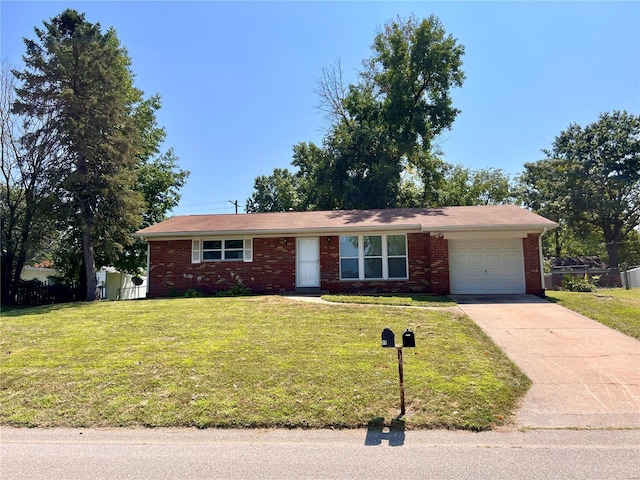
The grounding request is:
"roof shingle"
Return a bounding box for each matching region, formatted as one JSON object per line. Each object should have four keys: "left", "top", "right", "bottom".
{"left": 136, "top": 205, "right": 557, "bottom": 238}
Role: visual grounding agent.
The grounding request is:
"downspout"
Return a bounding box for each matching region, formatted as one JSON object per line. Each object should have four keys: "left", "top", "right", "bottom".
{"left": 145, "top": 239, "right": 150, "bottom": 298}
{"left": 539, "top": 227, "right": 548, "bottom": 295}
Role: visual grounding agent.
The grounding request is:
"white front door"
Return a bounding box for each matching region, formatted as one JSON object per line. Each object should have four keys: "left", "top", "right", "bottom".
{"left": 296, "top": 237, "right": 320, "bottom": 288}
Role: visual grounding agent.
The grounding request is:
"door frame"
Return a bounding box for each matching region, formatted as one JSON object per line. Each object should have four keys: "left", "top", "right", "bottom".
{"left": 296, "top": 237, "right": 320, "bottom": 288}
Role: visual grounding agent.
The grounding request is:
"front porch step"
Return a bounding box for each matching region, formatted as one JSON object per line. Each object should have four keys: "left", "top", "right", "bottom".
{"left": 283, "top": 288, "right": 326, "bottom": 296}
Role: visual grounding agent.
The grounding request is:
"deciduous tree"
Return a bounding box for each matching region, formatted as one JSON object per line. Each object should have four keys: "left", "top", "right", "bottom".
{"left": 520, "top": 111, "right": 640, "bottom": 267}
{"left": 249, "top": 15, "right": 466, "bottom": 211}
{"left": 0, "top": 61, "right": 58, "bottom": 304}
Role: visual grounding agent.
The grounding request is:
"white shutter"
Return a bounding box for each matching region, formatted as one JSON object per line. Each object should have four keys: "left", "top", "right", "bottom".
{"left": 243, "top": 238, "right": 253, "bottom": 262}
{"left": 191, "top": 239, "right": 201, "bottom": 263}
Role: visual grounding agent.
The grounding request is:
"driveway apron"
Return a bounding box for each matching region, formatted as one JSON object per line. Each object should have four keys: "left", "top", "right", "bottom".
{"left": 452, "top": 295, "right": 640, "bottom": 429}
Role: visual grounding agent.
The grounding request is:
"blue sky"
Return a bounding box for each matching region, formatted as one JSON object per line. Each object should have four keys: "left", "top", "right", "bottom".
{"left": 2, "top": 1, "right": 639, "bottom": 215}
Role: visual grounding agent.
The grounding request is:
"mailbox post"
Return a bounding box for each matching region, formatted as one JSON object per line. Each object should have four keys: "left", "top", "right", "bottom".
{"left": 381, "top": 328, "right": 415, "bottom": 416}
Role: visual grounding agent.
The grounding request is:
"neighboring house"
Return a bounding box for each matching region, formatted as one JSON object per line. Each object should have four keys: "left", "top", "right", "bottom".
{"left": 135, "top": 205, "right": 558, "bottom": 298}
{"left": 20, "top": 261, "right": 57, "bottom": 284}
{"left": 97, "top": 267, "right": 147, "bottom": 300}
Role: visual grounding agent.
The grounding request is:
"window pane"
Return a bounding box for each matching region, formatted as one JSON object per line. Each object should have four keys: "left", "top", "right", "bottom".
{"left": 225, "top": 250, "right": 243, "bottom": 260}
{"left": 340, "top": 258, "right": 359, "bottom": 279}
{"left": 203, "top": 240, "right": 221, "bottom": 250}
{"left": 340, "top": 236, "right": 359, "bottom": 258}
{"left": 203, "top": 251, "right": 222, "bottom": 260}
{"left": 364, "top": 258, "right": 383, "bottom": 278}
{"left": 388, "top": 258, "right": 407, "bottom": 278}
{"left": 225, "top": 239, "right": 243, "bottom": 249}
{"left": 387, "top": 235, "right": 406, "bottom": 256}
{"left": 363, "top": 236, "right": 382, "bottom": 257}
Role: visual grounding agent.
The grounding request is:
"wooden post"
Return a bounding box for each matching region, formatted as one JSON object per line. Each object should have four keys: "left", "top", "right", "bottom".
{"left": 397, "top": 346, "right": 405, "bottom": 416}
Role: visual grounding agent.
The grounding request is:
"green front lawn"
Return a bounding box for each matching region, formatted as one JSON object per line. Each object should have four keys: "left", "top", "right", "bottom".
{"left": 546, "top": 288, "right": 640, "bottom": 340}
{"left": 0, "top": 296, "right": 528, "bottom": 430}
{"left": 322, "top": 294, "right": 456, "bottom": 307}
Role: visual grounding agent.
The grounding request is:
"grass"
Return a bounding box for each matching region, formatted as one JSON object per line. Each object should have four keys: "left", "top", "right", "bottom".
{"left": 545, "top": 288, "right": 640, "bottom": 340}
{"left": 0, "top": 296, "right": 528, "bottom": 430}
{"left": 322, "top": 294, "right": 456, "bottom": 307}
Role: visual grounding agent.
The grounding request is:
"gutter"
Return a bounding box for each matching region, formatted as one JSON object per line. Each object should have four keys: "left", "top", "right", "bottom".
{"left": 134, "top": 224, "right": 422, "bottom": 240}
{"left": 420, "top": 223, "right": 557, "bottom": 234}
{"left": 145, "top": 242, "right": 150, "bottom": 298}
{"left": 539, "top": 227, "right": 548, "bottom": 293}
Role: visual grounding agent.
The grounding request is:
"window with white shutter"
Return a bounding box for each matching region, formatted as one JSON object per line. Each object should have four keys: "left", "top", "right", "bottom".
{"left": 191, "top": 239, "right": 201, "bottom": 263}
{"left": 243, "top": 238, "right": 253, "bottom": 262}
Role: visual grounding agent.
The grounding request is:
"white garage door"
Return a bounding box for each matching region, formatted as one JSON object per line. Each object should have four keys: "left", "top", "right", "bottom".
{"left": 449, "top": 239, "right": 525, "bottom": 294}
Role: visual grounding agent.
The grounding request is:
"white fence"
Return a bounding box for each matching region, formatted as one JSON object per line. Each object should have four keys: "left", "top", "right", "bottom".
{"left": 621, "top": 267, "right": 640, "bottom": 289}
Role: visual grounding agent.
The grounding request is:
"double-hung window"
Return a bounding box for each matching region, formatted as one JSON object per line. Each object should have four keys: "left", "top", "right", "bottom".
{"left": 339, "top": 234, "right": 407, "bottom": 280}
{"left": 192, "top": 238, "right": 253, "bottom": 263}
{"left": 202, "top": 239, "right": 243, "bottom": 260}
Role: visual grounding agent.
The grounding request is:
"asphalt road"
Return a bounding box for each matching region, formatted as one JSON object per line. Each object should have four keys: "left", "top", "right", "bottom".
{"left": 2, "top": 428, "right": 639, "bottom": 480}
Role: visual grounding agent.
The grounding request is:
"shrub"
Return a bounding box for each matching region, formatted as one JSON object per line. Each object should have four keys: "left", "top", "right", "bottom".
{"left": 183, "top": 288, "right": 204, "bottom": 298}
{"left": 215, "top": 283, "right": 251, "bottom": 297}
{"left": 562, "top": 273, "right": 599, "bottom": 292}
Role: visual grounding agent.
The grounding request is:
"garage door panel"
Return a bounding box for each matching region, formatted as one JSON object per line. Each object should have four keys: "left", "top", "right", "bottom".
{"left": 449, "top": 239, "right": 525, "bottom": 294}
{"left": 502, "top": 253, "right": 520, "bottom": 264}
{"left": 485, "top": 253, "right": 503, "bottom": 264}
{"left": 468, "top": 253, "right": 484, "bottom": 265}
{"left": 502, "top": 266, "right": 521, "bottom": 276}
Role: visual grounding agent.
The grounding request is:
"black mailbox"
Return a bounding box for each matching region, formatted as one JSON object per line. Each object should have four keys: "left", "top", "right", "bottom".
{"left": 402, "top": 329, "right": 415, "bottom": 348}
{"left": 381, "top": 328, "right": 395, "bottom": 348}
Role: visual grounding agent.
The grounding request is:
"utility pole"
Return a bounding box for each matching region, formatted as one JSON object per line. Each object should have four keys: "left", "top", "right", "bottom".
{"left": 228, "top": 200, "right": 238, "bottom": 214}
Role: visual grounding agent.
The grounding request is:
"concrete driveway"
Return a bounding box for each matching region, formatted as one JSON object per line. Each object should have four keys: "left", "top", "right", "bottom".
{"left": 452, "top": 295, "right": 640, "bottom": 429}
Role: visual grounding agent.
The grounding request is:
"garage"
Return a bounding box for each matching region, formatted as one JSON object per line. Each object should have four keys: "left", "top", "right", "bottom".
{"left": 448, "top": 238, "right": 526, "bottom": 294}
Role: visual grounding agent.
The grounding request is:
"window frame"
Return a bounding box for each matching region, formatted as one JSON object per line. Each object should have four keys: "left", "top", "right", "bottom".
{"left": 339, "top": 234, "right": 408, "bottom": 281}
{"left": 192, "top": 237, "right": 253, "bottom": 263}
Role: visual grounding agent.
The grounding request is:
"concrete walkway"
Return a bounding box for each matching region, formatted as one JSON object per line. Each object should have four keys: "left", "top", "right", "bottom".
{"left": 452, "top": 295, "right": 640, "bottom": 429}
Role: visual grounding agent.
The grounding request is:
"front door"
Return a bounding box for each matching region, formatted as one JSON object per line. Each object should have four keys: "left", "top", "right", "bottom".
{"left": 296, "top": 237, "right": 320, "bottom": 288}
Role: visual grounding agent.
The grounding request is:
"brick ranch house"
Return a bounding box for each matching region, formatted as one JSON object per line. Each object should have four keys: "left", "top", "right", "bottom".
{"left": 135, "top": 205, "right": 558, "bottom": 298}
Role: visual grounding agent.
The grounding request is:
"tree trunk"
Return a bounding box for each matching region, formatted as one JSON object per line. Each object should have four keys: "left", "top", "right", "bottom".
{"left": 605, "top": 241, "right": 620, "bottom": 269}
{"left": 79, "top": 186, "right": 99, "bottom": 301}
{"left": 1, "top": 252, "right": 14, "bottom": 305}
{"left": 82, "top": 222, "right": 99, "bottom": 301}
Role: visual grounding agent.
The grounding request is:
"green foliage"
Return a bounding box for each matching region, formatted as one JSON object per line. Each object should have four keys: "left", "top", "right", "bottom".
{"left": 10, "top": 9, "right": 188, "bottom": 291}
{"left": 183, "top": 288, "right": 204, "bottom": 298}
{"left": 115, "top": 148, "right": 189, "bottom": 275}
{"left": 561, "top": 273, "right": 599, "bottom": 292}
{"left": 1, "top": 61, "right": 60, "bottom": 305}
{"left": 520, "top": 111, "right": 640, "bottom": 267}
{"left": 13, "top": 9, "right": 146, "bottom": 300}
{"left": 215, "top": 283, "right": 252, "bottom": 297}
{"left": 430, "top": 164, "right": 516, "bottom": 207}
{"left": 245, "top": 167, "right": 301, "bottom": 213}
{"left": 247, "top": 15, "right": 467, "bottom": 212}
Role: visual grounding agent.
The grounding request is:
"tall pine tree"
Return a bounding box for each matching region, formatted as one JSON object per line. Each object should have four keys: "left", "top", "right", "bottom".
{"left": 13, "top": 9, "right": 145, "bottom": 300}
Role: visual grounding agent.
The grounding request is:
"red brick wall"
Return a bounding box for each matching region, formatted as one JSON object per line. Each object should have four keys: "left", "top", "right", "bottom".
{"left": 148, "top": 238, "right": 296, "bottom": 297}
{"left": 149, "top": 234, "right": 440, "bottom": 297}
{"left": 428, "top": 235, "right": 450, "bottom": 295}
{"left": 319, "top": 233, "right": 433, "bottom": 294}
{"left": 523, "top": 233, "right": 544, "bottom": 295}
